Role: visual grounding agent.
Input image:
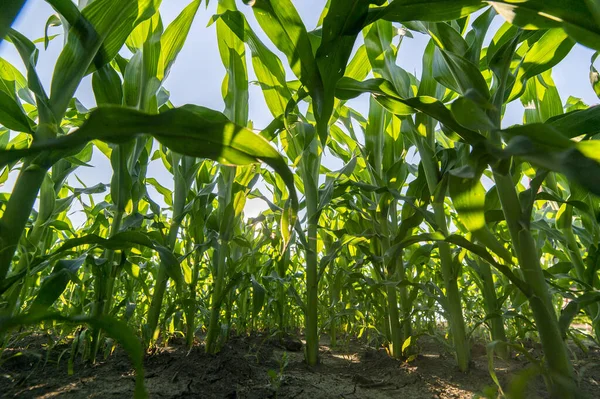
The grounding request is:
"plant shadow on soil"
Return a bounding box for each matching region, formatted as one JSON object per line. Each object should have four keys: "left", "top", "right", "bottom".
{"left": 1, "top": 333, "right": 599, "bottom": 399}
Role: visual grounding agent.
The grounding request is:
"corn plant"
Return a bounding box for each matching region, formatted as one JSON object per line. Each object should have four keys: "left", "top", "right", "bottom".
{"left": 2, "top": 1, "right": 600, "bottom": 398}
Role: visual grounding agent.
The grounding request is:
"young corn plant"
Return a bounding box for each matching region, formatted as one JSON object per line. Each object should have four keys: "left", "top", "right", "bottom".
{"left": 0, "top": 1, "right": 298, "bottom": 395}
{"left": 332, "top": 2, "right": 600, "bottom": 393}
{"left": 205, "top": 0, "right": 250, "bottom": 353}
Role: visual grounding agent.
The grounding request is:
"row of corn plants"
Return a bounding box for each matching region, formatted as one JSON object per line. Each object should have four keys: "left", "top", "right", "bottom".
{"left": 2, "top": 0, "right": 600, "bottom": 398}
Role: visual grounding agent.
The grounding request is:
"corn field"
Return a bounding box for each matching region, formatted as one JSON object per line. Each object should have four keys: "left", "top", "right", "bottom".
{"left": 1, "top": 1, "right": 600, "bottom": 398}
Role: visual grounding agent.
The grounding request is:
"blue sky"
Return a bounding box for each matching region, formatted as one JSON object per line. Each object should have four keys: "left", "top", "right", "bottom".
{"left": 1, "top": 1, "right": 599, "bottom": 224}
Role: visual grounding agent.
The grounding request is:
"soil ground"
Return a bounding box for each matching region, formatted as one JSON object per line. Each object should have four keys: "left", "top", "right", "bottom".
{"left": 1, "top": 332, "right": 599, "bottom": 398}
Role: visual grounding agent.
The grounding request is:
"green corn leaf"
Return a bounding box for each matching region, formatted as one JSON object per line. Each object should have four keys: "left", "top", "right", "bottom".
{"left": 486, "top": 340, "right": 541, "bottom": 396}
{"left": 245, "top": 0, "right": 326, "bottom": 141}
{"left": 288, "top": 285, "right": 307, "bottom": 313}
{"left": 386, "top": 232, "right": 527, "bottom": 294}
{"left": 327, "top": 45, "right": 372, "bottom": 125}
{"left": 30, "top": 255, "right": 87, "bottom": 313}
{"left": 418, "top": 38, "right": 443, "bottom": 100}
{"left": 154, "top": 243, "right": 184, "bottom": 288}
{"left": 535, "top": 192, "right": 592, "bottom": 215}
{"left": 547, "top": 105, "right": 600, "bottom": 138}
{"left": 489, "top": 0, "right": 600, "bottom": 51}
{"left": 433, "top": 47, "right": 490, "bottom": 99}
{"left": 246, "top": 0, "right": 319, "bottom": 93}
{"left": 49, "top": 0, "right": 161, "bottom": 118}
{"left": 591, "top": 53, "right": 600, "bottom": 99}
{"left": 559, "top": 148, "right": 600, "bottom": 197}
{"left": 213, "top": 10, "right": 291, "bottom": 118}
{"left": 125, "top": 10, "right": 162, "bottom": 51}
{"left": 336, "top": 77, "right": 485, "bottom": 144}
{"left": 450, "top": 96, "right": 495, "bottom": 132}
{"left": 110, "top": 144, "right": 133, "bottom": 213}
{"left": 464, "top": 7, "right": 497, "bottom": 65}
{"left": 555, "top": 202, "right": 573, "bottom": 230}
{"left": 558, "top": 300, "right": 580, "bottom": 338}
{"left": 316, "top": 0, "right": 374, "bottom": 131}
{"left": 49, "top": 230, "right": 184, "bottom": 287}
{"left": 364, "top": 96, "right": 386, "bottom": 173}
{"left": 364, "top": 19, "right": 412, "bottom": 98}
{"left": 38, "top": 172, "right": 56, "bottom": 223}
{"left": 56, "top": 231, "right": 156, "bottom": 252}
{"left": 486, "top": 26, "right": 521, "bottom": 122}
{"left": 344, "top": 45, "right": 371, "bottom": 82}
{"left": 46, "top": 0, "right": 81, "bottom": 27}
{"left": 122, "top": 51, "right": 144, "bottom": 108}
{"left": 507, "top": 29, "right": 575, "bottom": 102}
{"left": 402, "top": 336, "right": 412, "bottom": 354}
{"left": 213, "top": 271, "right": 245, "bottom": 309}
{"left": 92, "top": 63, "right": 124, "bottom": 106}
{"left": 0, "top": 105, "right": 298, "bottom": 210}
{"left": 0, "top": 57, "right": 33, "bottom": 106}
{"left": 445, "top": 235, "right": 526, "bottom": 294}
{"left": 563, "top": 96, "right": 589, "bottom": 113}
{"left": 0, "top": 90, "right": 34, "bottom": 133}
{"left": 6, "top": 29, "right": 50, "bottom": 112}
{"left": 43, "top": 14, "right": 62, "bottom": 50}
{"left": 0, "top": 268, "right": 31, "bottom": 296}
{"left": 216, "top": 0, "right": 248, "bottom": 126}
{"left": 520, "top": 72, "right": 563, "bottom": 124}
{"left": 502, "top": 124, "right": 574, "bottom": 150}
{"left": 251, "top": 276, "right": 266, "bottom": 319}
{"left": 448, "top": 168, "right": 513, "bottom": 264}
{"left": 0, "top": 1, "right": 26, "bottom": 46}
{"left": 135, "top": 17, "right": 163, "bottom": 110}
{"left": 519, "top": 30, "right": 575, "bottom": 80}
{"left": 146, "top": 177, "right": 173, "bottom": 206}
{"left": 486, "top": 22, "right": 518, "bottom": 66}
{"left": 370, "top": 0, "right": 485, "bottom": 24}
{"left": 157, "top": 0, "right": 201, "bottom": 81}
{"left": 335, "top": 77, "right": 413, "bottom": 112}
{"left": 317, "top": 157, "right": 357, "bottom": 213}
{"left": 547, "top": 262, "right": 574, "bottom": 275}
{"left": 449, "top": 169, "right": 488, "bottom": 232}
{"left": 427, "top": 22, "right": 469, "bottom": 56}
{"left": 575, "top": 140, "right": 600, "bottom": 163}
{"left": 501, "top": 128, "right": 600, "bottom": 196}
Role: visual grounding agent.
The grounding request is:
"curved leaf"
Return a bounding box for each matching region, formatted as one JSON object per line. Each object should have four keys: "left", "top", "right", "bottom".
{"left": 158, "top": 0, "right": 200, "bottom": 81}
{"left": 547, "top": 105, "right": 600, "bottom": 138}
{"left": 49, "top": 0, "right": 160, "bottom": 118}
{"left": 507, "top": 29, "right": 575, "bottom": 102}
{"left": 336, "top": 77, "right": 485, "bottom": 143}
{"left": 0, "top": 90, "right": 33, "bottom": 133}
{"left": 316, "top": 0, "right": 375, "bottom": 132}
{"left": 0, "top": 105, "right": 298, "bottom": 211}
{"left": 490, "top": 0, "right": 600, "bottom": 51}
{"left": 246, "top": 0, "right": 326, "bottom": 140}
{"left": 214, "top": 10, "right": 292, "bottom": 118}
{"left": 386, "top": 232, "right": 528, "bottom": 294}
{"left": 30, "top": 255, "right": 87, "bottom": 313}
{"left": 216, "top": 0, "right": 248, "bottom": 126}
{"left": 433, "top": 47, "right": 490, "bottom": 99}
{"left": 370, "top": 0, "right": 485, "bottom": 24}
